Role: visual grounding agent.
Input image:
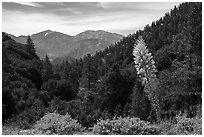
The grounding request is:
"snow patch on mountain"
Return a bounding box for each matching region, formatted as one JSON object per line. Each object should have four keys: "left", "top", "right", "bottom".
{"left": 44, "top": 32, "right": 49, "bottom": 36}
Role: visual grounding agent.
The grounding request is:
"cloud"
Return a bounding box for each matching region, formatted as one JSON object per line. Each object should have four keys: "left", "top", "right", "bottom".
{"left": 2, "top": 2, "right": 180, "bottom": 36}
{"left": 97, "top": 2, "right": 112, "bottom": 9}
{"left": 13, "top": 2, "right": 42, "bottom": 7}
{"left": 53, "top": 7, "right": 82, "bottom": 15}
{"left": 44, "top": 2, "right": 64, "bottom": 6}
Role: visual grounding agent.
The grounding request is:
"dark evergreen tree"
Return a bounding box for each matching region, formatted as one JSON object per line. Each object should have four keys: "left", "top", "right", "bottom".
{"left": 42, "top": 55, "right": 53, "bottom": 82}
{"left": 81, "top": 54, "right": 96, "bottom": 90}
{"left": 61, "top": 60, "right": 71, "bottom": 80}
{"left": 69, "top": 67, "right": 79, "bottom": 92}
{"left": 26, "top": 35, "right": 39, "bottom": 59}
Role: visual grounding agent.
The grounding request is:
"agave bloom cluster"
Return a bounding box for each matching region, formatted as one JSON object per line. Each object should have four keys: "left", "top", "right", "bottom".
{"left": 133, "top": 36, "right": 160, "bottom": 123}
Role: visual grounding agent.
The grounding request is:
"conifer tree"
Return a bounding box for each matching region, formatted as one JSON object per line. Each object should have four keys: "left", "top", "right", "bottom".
{"left": 81, "top": 54, "right": 95, "bottom": 90}
{"left": 42, "top": 55, "right": 53, "bottom": 82}
{"left": 26, "top": 35, "right": 38, "bottom": 59}
{"left": 69, "top": 67, "right": 79, "bottom": 92}
{"left": 62, "top": 60, "right": 71, "bottom": 80}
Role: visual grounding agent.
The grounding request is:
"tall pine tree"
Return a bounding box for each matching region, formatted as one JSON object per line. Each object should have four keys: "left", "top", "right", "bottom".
{"left": 81, "top": 54, "right": 96, "bottom": 90}
{"left": 62, "top": 60, "right": 71, "bottom": 80}
{"left": 26, "top": 35, "right": 38, "bottom": 59}
{"left": 42, "top": 55, "right": 53, "bottom": 82}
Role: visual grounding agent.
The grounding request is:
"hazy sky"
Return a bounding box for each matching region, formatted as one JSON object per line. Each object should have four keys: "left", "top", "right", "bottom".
{"left": 2, "top": 2, "right": 180, "bottom": 36}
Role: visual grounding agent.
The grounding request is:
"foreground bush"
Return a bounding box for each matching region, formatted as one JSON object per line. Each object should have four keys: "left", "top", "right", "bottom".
{"left": 34, "top": 112, "right": 84, "bottom": 135}
{"left": 165, "top": 114, "right": 202, "bottom": 135}
{"left": 93, "top": 117, "right": 160, "bottom": 135}
{"left": 2, "top": 125, "right": 45, "bottom": 135}
{"left": 3, "top": 99, "right": 46, "bottom": 130}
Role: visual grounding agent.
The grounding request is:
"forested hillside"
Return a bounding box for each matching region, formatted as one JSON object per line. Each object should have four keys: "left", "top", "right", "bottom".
{"left": 2, "top": 34, "right": 43, "bottom": 122}
{"left": 2, "top": 2, "right": 202, "bottom": 135}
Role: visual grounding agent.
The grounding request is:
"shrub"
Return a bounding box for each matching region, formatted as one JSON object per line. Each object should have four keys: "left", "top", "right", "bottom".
{"left": 34, "top": 112, "right": 84, "bottom": 135}
{"left": 5, "top": 99, "right": 46, "bottom": 130}
{"left": 2, "top": 125, "right": 45, "bottom": 135}
{"left": 93, "top": 116, "right": 160, "bottom": 135}
{"left": 166, "top": 114, "right": 202, "bottom": 135}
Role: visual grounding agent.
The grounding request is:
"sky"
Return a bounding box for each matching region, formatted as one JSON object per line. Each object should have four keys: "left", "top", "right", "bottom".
{"left": 2, "top": 2, "right": 180, "bottom": 36}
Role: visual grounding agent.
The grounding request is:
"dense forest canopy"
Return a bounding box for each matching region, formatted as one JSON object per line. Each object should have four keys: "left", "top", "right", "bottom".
{"left": 2, "top": 2, "right": 202, "bottom": 130}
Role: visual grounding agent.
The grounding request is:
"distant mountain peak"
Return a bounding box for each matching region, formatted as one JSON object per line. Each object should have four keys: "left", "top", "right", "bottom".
{"left": 45, "top": 29, "right": 52, "bottom": 32}
{"left": 44, "top": 30, "right": 53, "bottom": 36}
{"left": 18, "top": 35, "right": 27, "bottom": 37}
{"left": 40, "top": 29, "right": 53, "bottom": 33}
{"left": 78, "top": 30, "right": 117, "bottom": 34}
{"left": 96, "top": 30, "right": 110, "bottom": 33}
{"left": 7, "top": 29, "right": 124, "bottom": 61}
{"left": 32, "top": 29, "right": 53, "bottom": 36}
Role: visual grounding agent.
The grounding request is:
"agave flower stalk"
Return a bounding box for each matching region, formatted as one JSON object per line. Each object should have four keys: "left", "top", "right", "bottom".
{"left": 133, "top": 36, "right": 161, "bottom": 123}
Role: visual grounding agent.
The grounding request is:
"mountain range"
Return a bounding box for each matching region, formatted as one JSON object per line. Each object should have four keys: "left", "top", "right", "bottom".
{"left": 8, "top": 30, "right": 124, "bottom": 63}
